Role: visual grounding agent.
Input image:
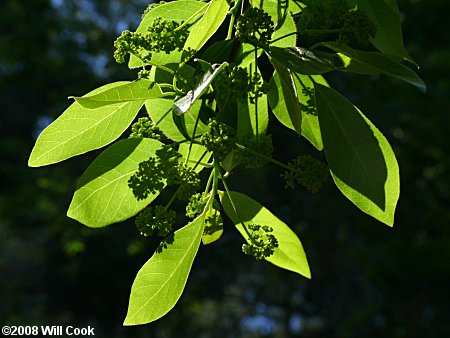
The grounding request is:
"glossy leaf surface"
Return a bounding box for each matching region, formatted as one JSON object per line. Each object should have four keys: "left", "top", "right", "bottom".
{"left": 269, "top": 46, "right": 344, "bottom": 75}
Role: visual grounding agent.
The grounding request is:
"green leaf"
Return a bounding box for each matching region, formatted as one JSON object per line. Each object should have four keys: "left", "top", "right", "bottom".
{"left": 220, "top": 191, "right": 311, "bottom": 278}
{"left": 28, "top": 82, "right": 143, "bottom": 167}
{"left": 357, "top": 0, "right": 415, "bottom": 64}
{"left": 202, "top": 208, "right": 223, "bottom": 245}
{"left": 268, "top": 57, "right": 302, "bottom": 133}
{"left": 67, "top": 138, "right": 166, "bottom": 227}
{"left": 146, "top": 98, "right": 207, "bottom": 142}
{"left": 237, "top": 61, "right": 269, "bottom": 139}
{"left": 237, "top": 94, "right": 269, "bottom": 139}
{"left": 124, "top": 214, "right": 205, "bottom": 325}
{"left": 268, "top": 72, "right": 326, "bottom": 150}
{"left": 314, "top": 84, "right": 400, "bottom": 226}
{"left": 201, "top": 39, "right": 236, "bottom": 64}
{"left": 173, "top": 62, "right": 228, "bottom": 115}
{"left": 182, "top": 0, "right": 230, "bottom": 62}
{"left": 269, "top": 46, "right": 344, "bottom": 75}
{"left": 251, "top": 0, "right": 297, "bottom": 48}
{"left": 72, "top": 80, "right": 164, "bottom": 108}
{"left": 129, "top": 1, "right": 207, "bottom": 69}
{"left": 322, "top": 42, "right": 426, "bottom": 92}
{"left": 178, "top": 143, "right": 211, "bottom": 173}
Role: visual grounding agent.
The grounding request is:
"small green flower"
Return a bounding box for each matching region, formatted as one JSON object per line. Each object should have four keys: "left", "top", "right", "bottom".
{"left": 236, "top": 7, "right": 275, "bottom": 48}
{"left": 135, "top": 205, "right": 176, "bottom": 237}
{"left": 242, "top": 224, "right": 278, "bottom": 260}
{"left": 129, "top": 117, "right": 160, "bottom": 140}
{"left": 200, "top": 119, "right": 236, "bottom": 161}
{"left": 281, "top": 155, "right": 329, "bottom": 192}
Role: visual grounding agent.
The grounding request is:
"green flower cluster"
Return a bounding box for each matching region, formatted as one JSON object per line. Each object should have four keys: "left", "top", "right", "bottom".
{"left": 214, "top": 65, "right": 250, "bottom": 101}
{"left": 296, "top": 0, "right": 376, "bottom": 45}
{"left": 186, "top": 193, "right": 220, "bottom": 218}
{"left": 281, "top": 155, "right": 329, "bottom": 192}
{"left": 129, "top": 117, "right": 160, "bottom": 139}
{"left": 343, "top": 10, "right": 377, "bottom": 44}
{"left": 236, "top": 7, "right": 274, "bottom": 48}
{"left": 200, "top": 119, "right": 236, "bottom": 161}
{"left": 142, "top": 1, "right": 166, "bottom": 19}
{"left": 242, "top": 224, "right": 278, "bottom": 260}
{"left": 186, "top": 193, "right": 208, "bottom": 218}
{"left": 214, "top": 65, "right": 269, "bottom": 104}
{"left": 113, "top": 17, "right": 188, "bottom": 64}
{"left": 236, "top": 134, "right": 274, "bottom": 169}
{"left": 170, "top": 163, "right": 201, "bottom": 201}
{"left": 128, "top": 146, "right": 200, "bottom": 200}
{"left": 135, "top": 205, "right": 176, "bottom": 237}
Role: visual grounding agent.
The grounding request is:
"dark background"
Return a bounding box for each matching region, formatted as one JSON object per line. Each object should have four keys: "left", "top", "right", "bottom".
{"left": 1, "top": 0, "right": 449, "bottom": 337}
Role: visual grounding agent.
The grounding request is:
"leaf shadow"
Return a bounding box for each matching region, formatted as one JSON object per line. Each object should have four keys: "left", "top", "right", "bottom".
{"left": 75, "top": 138, "right": 142, "bottom": 189}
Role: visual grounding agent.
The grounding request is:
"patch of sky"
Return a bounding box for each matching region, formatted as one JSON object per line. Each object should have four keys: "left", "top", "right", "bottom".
{"left": 79, "top": 53, "right": 109, "bottom": 78}
{"left": 289, "top": 313, "right": 304, "bottom": 334}
{"left": 33, "top": 116, "right": 55, "bottom": 139}
{"left": 241, "top": 314, "right": 276, "bottom": 336}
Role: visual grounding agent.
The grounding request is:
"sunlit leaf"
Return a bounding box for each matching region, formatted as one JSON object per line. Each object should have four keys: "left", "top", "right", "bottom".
{"left": 124, "top": 214, "right": 205, "bottom": 325}
{"left": 182, "top": 0, "right": 230, "bottom": 62}
{"left": 221, "top": 191, "right": 311, "bottom": 278}
{"left": 146, "top": 98, "right": 207, "bottom": 142}
{"left": 28, "top": 82, "right": 143, "bottom": 167}
{"left": 72, "top": 80, "right": 164, "bottom": 108}
{"left": 67, "top": 139, "right": 166, "bottom": 227}
{"left": 268, "top": 57, "right": 302, "bottom": 133}
{"left": 315, "top": 84, "right": 400, "bottom": 226}
{"left": 178, "top": 143, "right": 211, "bottom": 173}
{"left": 129, "top": 1, "right": 207, "bottom": 69}
{"left": 268, "top": 72, "right": 326, "bottom": 150}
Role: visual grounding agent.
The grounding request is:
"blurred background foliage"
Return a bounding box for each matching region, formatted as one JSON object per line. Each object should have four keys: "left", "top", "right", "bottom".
{"left": 0, "top": 0, "right": 449, "bottom": 337}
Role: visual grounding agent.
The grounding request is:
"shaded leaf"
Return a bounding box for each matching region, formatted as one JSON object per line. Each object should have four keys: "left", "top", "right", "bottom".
{"left": 315, "top": 84, "right": 400, "bottom": 226}
{"left": 124, "top": 214, "right": 205, "bottom": 325}
{"left": 269, "top": 46, "right": 344, "bottom": 74}
{"left": 67, "top": 139, "right": 165, "bottom": 227}
{"left": 323, "top": 42, "right": 426, "bottom": 92}
{"left": 29, "top": 82, "right": 142, "bottom": 167}
{"left": 357, "top": 0, "right": 415, "bottom": 63}
{"left": 221, "top": 191, "right": 311, "bottom": 278}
